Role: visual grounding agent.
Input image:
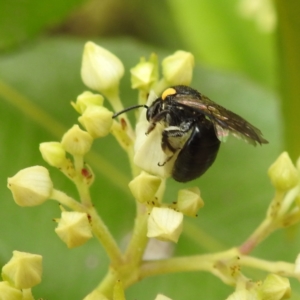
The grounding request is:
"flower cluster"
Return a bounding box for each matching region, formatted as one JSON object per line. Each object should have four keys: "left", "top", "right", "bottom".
{"left": 5, "top": 41, "right": 300, "bottom": 300}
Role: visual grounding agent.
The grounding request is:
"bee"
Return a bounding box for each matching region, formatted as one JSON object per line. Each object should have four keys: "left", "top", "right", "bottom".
{"left": 113, "top": 85, "right": 268, "bottom": 182}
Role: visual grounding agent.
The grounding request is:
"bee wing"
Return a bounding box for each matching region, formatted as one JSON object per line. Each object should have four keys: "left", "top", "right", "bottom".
{"left": 175, "top": 94, "right": 268, "bottom": 146}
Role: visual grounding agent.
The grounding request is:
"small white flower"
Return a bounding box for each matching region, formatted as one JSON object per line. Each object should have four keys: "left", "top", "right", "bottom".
{"left": 39, "top": 142, "right": 67, "bottom": 168}
{"left": 128, "top": 171, "right": 162, "bottom": 203}
{"left": 0, "top": 281, "right": 22, "bottom": 300}
{"left": 147, "top": 207, "right": 183, "bottom": 243}
{"left": 268, "top": 152, "right": 299, "bottom": 191}
{"left": 71, "top": 91, "right": 104, "bottom": 114}
{"left": 134, "top": 92, "right": 175, "bottom": 179}
{"left": 162, "top": 50, "right": 194, "bottom": 86}
{"left": 81, "top": 42, "right": 124, "bottom": 93}
{"left": 78, "top": 105, "right": 113, "bottom": 138}
{"left": 2, "top": 251, "right": 42, "bottom": 289}
{"left": 55, "top": 212, "right": 93, "bottom": 248}
{"left": 7, "top": 166, "right": 53, "bottom": 207}
{"left": 61, "top": 125, "right": 93, "bottom": 156}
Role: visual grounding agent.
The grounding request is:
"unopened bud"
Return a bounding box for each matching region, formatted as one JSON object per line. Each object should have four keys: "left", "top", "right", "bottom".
{"left": 71, "top": 91, "right": 104, "bottom": 114}
{"left": 147, "top": 207, "right": 183, "bottom": 243}
{"left": 39, "top": 142, "right": 67, "bottom": 168}
{"left": 128, "top": 171, "right": 162, "bottom": 203}
{"left": 55, "top": 212, "right": 93, "bottom": 248}
{"left": 0, "top": 282, "right": 22, "bottom": 300}
{"left": 78, "top": 106, "right": 113, "bottom": 138}
{"left": 2, "top": 251, "right": 42, "bottom": 289}
{"left": 154, "top": 294, "right": 172, "bottom": 300}
{"left": 177, "top": 187, "right": 204, "bottom": 217}
{"left": 61, "top": 125, "right": 93, "bottom": 156}
{"left": 162, "top": 51, "right": 194, "bottom": 86}
{"left": 259, "top": 274, "right": 291, "bottom": 300}
{"left": 268, "top": 152, "right": 299, "bottom": 191}
{"left": 7, "top": 166, "right": 53, "bottom": 207}
{"left": 130, "top": 54, "right": 158, "bottom": 90}
{"left": 81, "top": 42, "right": 124, "bottom": 93}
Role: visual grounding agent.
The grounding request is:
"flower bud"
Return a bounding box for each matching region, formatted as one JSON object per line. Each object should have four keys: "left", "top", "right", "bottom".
{"left": 39, "top": 142, "right": 67, "bottom": 168}
{"left": 268, "top": 152, "right": 299, "bottom": 191}
{"left": 55, "top": 212, "right": 93, "bottom": 248}
{"left": 162, "top": 51, "right": 194, "bottom": 86}
{"left": 294, "top": 253, "right": 300, "bottom": 277}
{"left": 7, "top": 166, "right": 53, "bottom": 207}
{"left": 128, "top": 171, "right": 162, "bottom": 203}
{"left": 71, "top": 91, "right": 104, "bottom": 114}
{"left": 177, "top": 187, "right": 204, "bottom": 217}
{"left": 147, "top": 207, "right": 183, "bottom": 243}
{"left": 154, "top": 294, "right": 172, "bottom": 300}
{"left": 259, "top": 274, "right": 291, "bottom": 300}
{"left": 225, "top": 290, "right": 257, "bottom": 300}
{"left": 2, "top": 251, "right": 42, "bottom": 289}
{"left": 0, "top": 282, "right": 22, "bottom": 300}
{"left": 83, "top": 290, "right": 109, "bottom": 300}
{"left": 78, "top": 106, "right": 113, "bottom": 138}
{"left": 61, "top": 125, "right": 93, "bottom": 156}
{"left": 130, "top": 54, "right": 158, "bottom": 90}
{"left": 81, "top": 41, "right": 124, "bottom": 93}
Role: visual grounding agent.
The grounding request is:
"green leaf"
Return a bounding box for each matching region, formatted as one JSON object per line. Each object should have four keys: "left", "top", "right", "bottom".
{"left": 167, "top": 0, "right": 276, "bottom": 88}
{"left": 0, "top": 37, "right": 293, "bottom": 299}
{"left": 0, "top": 0, "right": 84, "bottom": 50}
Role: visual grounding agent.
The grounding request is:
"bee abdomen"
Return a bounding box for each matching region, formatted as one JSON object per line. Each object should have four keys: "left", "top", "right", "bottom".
{"left": 172, "top": 123, "right": 221, "bottom": 182}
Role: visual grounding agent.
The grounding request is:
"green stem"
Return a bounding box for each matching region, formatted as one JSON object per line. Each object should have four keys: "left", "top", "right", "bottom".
{"left": 124, "top": 213, "right": 149, "bottom": 264}
{"left": 239, "top": 255, "right": 296, "bottom": 278}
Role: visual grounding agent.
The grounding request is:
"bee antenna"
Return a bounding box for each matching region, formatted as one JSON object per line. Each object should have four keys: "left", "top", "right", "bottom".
{"left": 112, "top": 104, "right": 148, "bottom": 118}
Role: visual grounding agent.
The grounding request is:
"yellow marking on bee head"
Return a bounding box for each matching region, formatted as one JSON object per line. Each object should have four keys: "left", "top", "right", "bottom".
{"left": 161, "top": 88, "right": 177, "bottom": 100}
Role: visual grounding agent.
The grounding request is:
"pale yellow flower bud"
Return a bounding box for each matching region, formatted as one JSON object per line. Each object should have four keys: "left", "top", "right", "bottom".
{"left": 39, "top": 142, "right": 67, "bottom": 168}
{"left": 81, "top": 41, "right": 124, "bottom": 93}
{"left": 78, "top": 106, "right": 113, "bottom": 138}
{"left": 7, "top": 166, "right": 53, "bottom": 207}
{"left": 147, "top": 207, "right": 183, "bottom": 243}
{"left": 0, "top": 282, "right": 22, "bottom": 300}
{"left": 128, "top": 171, "right": 162, "bottom": 203}
{"left": 83, "top": 290, "right": 109, "bottom": 300}
{"left": 2, "top": 251, "right": 42, "bottom": 289}
{"left": 61, "top": 125, "right": 93, "bottom": 156}
{"left": 154, "top": 294, "right": 172, "bottom": 300}
{"left": 71, "top": 91, "right": 104, "bottom": 114}
{"left": 177, "top": 187, "right": 204, "bottom": 217}
{"left": 162, "top": 51, "right": 194, "bottom": 86}
{"left": 55, "top": 212, "right": 93, "bottom": 248}
{"left": 259, "top": 274, "right": 291, "bottom": 300}
{"left": 225, "top": 289, "right": 257, "bottom": 300}
{"left": 294, "top": 253, "right": 300, "bottom": 277}
{"left": 268, "top": 152, "right": 299, "bottom": 191}
{"left": 130, "top": 54, "right": 158, "bottom": 90}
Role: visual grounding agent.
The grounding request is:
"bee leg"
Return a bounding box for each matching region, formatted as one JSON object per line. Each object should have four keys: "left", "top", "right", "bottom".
{"left": 158, "top": 122, "right": 194, "bottom": 167}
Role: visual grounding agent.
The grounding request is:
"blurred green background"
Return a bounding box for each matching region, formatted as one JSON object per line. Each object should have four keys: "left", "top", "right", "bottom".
{"left": 0, "top": 0, "right": 299, "bottom": 299}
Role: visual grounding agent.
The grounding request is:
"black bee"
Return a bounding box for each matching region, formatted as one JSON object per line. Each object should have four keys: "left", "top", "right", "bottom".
{"left": 113, "top": 85, "right": 268, "bottom": 182}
